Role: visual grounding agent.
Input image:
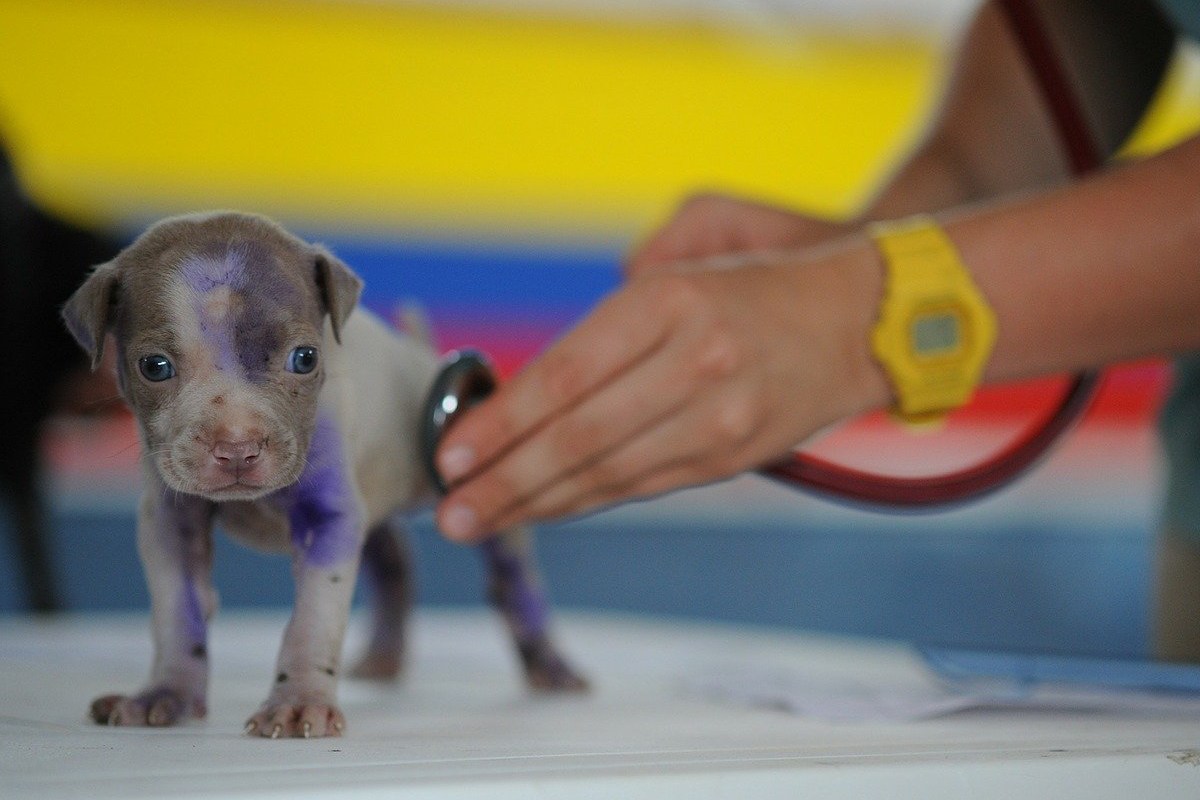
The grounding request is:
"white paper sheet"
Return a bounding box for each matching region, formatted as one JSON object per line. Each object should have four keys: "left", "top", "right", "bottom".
{"left": 686, "top": 664, "right": 1200, "bottom": 722}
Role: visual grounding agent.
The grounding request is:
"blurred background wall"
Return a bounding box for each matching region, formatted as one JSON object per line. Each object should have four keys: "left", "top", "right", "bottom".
{"left": 1, "top": 0, "right": 1198, "bottom": 656}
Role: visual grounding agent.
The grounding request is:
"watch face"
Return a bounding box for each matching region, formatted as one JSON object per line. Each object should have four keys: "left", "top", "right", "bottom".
{"left": 909, "top": 305, "right": 965, "bottom": 361}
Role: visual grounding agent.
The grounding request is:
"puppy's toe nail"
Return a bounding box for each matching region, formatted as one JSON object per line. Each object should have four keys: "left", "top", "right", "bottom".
{"left": 271, "top": 723, "right": 282, "bottom": 739}
{"left": 303, "top": 721, "right": 312, "bottom": 739}
{"left": 244, "top": 721, "right": 258, "bottom": 736}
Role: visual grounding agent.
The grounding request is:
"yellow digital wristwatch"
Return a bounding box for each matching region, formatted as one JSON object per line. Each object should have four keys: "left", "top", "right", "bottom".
{"left": 869, "top": 215, "right": 997, "bottom": 427}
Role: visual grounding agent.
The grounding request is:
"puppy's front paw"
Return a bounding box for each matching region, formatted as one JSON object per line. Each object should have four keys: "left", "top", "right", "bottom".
{"left": 244, "top": 701, "right": 345, "bottom": 739}
{"left": 89, "top": 686, "right": 204, "bottom": 727}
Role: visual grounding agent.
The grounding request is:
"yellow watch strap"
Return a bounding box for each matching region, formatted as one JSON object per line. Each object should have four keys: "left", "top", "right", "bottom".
{"left": 868, "top": 215, "right": 997, "bottom": 426}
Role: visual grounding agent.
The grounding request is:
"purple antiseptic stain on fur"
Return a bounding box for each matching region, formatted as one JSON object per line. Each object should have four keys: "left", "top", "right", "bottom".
{"left": 481, "top": 537, "right": 549, "bottom": 639}
{"left": 183, "top": 250, "right": 250, "bottom": 374}
{"left": 180, "top": 580, "right": 207, "bottom": 651}
{"left": 287, "top": 414, "right": 359, "bottom": 568}
{"left": 180, "top": 243, "right": 302, "bottom": 381}
{"left": 180, "top": 242, "right": 252, "bottom": 293}
{"left": 155, "top": 488, "right": 213, "bottom": 652}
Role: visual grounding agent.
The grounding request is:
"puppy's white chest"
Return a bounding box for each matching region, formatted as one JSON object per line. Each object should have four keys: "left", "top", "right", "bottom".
{"left": 216, "top": 499, "right": 293, "bottom": 554}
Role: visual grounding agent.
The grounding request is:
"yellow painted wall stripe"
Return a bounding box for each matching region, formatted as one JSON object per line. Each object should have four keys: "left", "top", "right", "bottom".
{"left": 0, "top": 1, "right": 1195, "bottom": 238}
{"left": 0, "top": 1, "right": 939, "bottom": 236}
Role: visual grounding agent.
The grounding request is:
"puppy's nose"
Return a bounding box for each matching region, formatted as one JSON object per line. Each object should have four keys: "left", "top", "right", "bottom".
{"left": 211, "top": 438, "right": 263, "bottom": 473}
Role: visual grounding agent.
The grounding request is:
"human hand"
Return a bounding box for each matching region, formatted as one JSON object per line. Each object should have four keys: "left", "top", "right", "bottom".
{"left": 433, "top": 242, "right": 891, "bottom": 542}
{"left": 626, "top": 192, "right": 854, "bottom": 279}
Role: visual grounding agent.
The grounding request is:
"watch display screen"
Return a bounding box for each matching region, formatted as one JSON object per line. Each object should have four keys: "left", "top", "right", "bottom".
{"left": 911, "top": 309, "right": 963, "bottom": 358}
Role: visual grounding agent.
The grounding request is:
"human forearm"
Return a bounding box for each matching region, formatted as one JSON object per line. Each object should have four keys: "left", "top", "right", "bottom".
{"left": 857, "top": 2, "right": 1073, "bottom": 223}
{"left": 430, "top": 137, "right": 1198, "bottom": 540}
{"left": 951, "top": 132, "right": 1200, "bottom": 382}
{"left": 827, "top": 132, "right": 1200, "bottom": 421}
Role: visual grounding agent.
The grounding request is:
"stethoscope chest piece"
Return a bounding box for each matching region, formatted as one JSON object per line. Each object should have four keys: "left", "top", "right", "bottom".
{"left": 420, "top": 349, "right": 498, "bottom": 494}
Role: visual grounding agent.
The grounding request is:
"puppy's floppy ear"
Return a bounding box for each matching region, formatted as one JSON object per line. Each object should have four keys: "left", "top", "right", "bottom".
{"left": 313, "top": 246, "right": 363, "bottom": 345}
{"left": 61, "top": 261, "right": 120, "bottom": 369}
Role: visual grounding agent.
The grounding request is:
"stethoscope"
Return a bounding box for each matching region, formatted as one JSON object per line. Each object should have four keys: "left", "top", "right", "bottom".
{"left": 420, "top": 0, "right": 1104, "bottom": 509}
{"left": 420, "top": 349, "right": 499, "bottom": 495}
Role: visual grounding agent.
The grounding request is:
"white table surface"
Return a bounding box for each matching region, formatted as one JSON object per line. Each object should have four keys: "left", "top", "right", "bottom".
{"left": 2, "top": 609, "right": 1198, "bottom": 799}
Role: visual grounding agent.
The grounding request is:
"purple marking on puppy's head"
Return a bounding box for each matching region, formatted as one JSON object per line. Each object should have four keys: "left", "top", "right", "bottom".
{"left": 179, "top": 241, "right": 303, "bottom": 379}
{"left": 61, "top": 212, "right": 363, "bottom": 502}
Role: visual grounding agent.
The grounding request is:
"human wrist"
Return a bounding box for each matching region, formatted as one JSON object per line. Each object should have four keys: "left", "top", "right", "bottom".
{"left": 866, "top": 216, "right": 999, "bottom": 424}
{"left": 787, "top": 237, "right": 893, "bottom": 425}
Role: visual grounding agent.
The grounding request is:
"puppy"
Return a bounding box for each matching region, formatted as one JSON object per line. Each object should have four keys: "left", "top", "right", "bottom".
{"left": 62, "top": 212, "right": 585, "bottom": 738}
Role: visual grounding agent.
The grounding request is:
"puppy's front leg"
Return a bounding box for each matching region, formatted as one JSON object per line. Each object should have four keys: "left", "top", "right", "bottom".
{"left": 245, "top": 424, "right": 363, "bottom": 739}
{"left": 245, "top": 553, "right": 359, "bottom": 739}
{"left": 91, "top": 479, "right": 216, "bottom": 726}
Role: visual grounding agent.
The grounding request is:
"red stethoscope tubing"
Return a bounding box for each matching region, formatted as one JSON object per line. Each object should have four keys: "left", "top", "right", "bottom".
{"left": 760, "top": 0, "right": 1105, "bottom": 508}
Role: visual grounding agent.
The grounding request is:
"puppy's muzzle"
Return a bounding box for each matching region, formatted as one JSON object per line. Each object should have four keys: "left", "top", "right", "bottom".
{"left": 211, "top": 436, "right": 265, "bottom": 477}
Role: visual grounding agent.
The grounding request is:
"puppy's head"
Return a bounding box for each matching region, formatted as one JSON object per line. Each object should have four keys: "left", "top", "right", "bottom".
{"left": 62, "top": 212, "right": 362, "bottom": 501}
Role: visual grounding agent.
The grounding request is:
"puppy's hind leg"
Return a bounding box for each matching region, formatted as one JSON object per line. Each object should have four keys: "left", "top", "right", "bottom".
{"left": 349, "top": 517, "right": 414, "bottom": 681}
{"left": 482, "top": 527, "right": 587, "bottom": 692}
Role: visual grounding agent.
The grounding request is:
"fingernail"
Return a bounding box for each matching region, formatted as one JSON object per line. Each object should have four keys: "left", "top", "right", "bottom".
{"left": 440, "top": 503, "right": 478, "bottom": 541}
{"left": 438, "top": 445, "right": 475, "bottom": 482}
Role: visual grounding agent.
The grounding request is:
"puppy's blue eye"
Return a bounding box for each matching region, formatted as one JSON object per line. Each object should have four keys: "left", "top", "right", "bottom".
{"left": 287, "top": 346, "right": 318, "bottom": 374}
{"left": 138, "top": 355, "right": 175, "bottom": 382}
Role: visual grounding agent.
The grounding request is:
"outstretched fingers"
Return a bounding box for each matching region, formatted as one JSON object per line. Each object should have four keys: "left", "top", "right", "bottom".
{"left": 484, "top": 380, "right": 775, "bottom": 530}
{"left": 437, "top": 308, "right": 766, "bottom": 539}
{"left": 435, "top": 275, "right": 716, "bottom": 538}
